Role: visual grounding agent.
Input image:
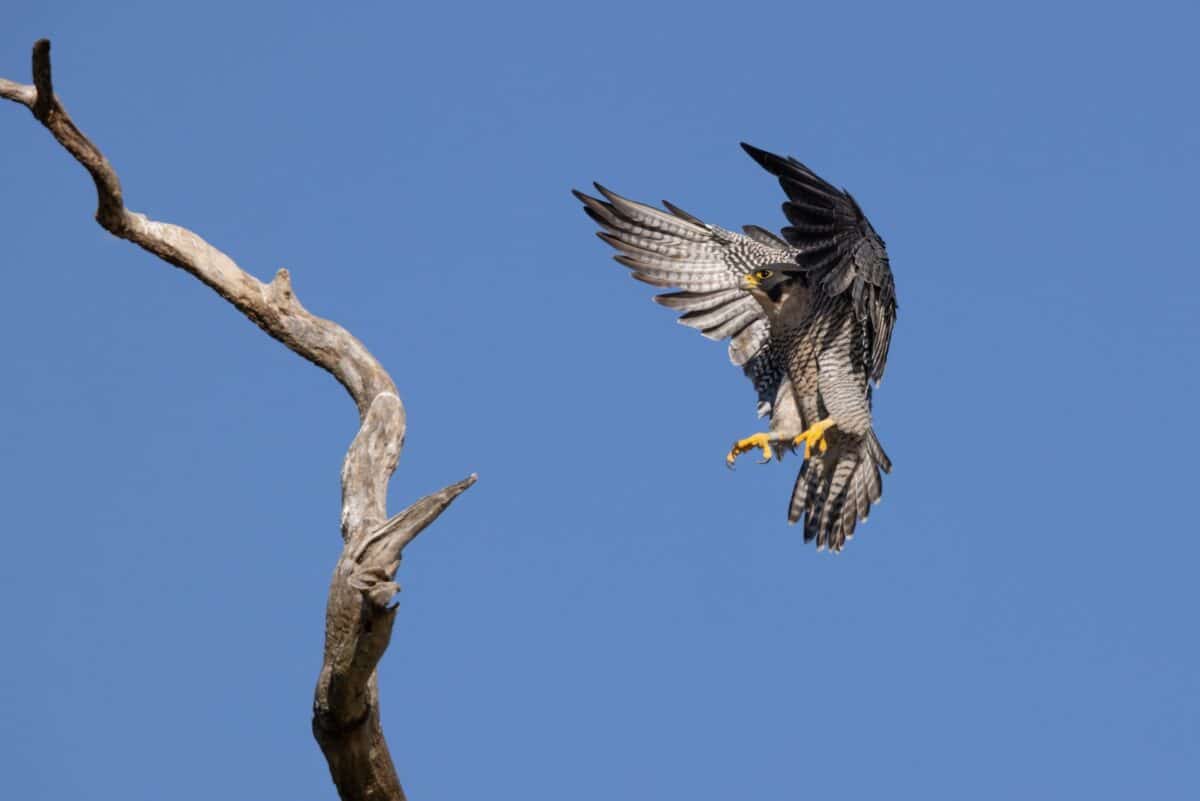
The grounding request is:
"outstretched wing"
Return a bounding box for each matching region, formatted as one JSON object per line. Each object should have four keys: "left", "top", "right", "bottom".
{"left": 741, "top": 144, "right": 897, "bottom": 385}
{"left": 574, "top": 183, "right": 798, "bottom": 414}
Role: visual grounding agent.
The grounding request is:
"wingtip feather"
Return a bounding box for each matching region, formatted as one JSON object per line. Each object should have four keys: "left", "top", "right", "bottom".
{"left": 662, "top": 199, "right": 705, "bottom": 226}
{"left": 593, "top": 182, "right": 621, "bottom": 203}
{"left": 741, "top": 142, "right": 790, "bottom": 175}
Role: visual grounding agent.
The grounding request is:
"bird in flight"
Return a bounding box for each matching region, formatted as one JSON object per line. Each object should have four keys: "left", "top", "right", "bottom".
{"left": 574, "top": 144, "right": 896, "bottom": 551}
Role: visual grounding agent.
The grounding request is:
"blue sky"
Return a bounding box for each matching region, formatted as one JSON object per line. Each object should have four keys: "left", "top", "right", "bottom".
{"left": 2, "top": 1, "right": 1198, "bottom": 798}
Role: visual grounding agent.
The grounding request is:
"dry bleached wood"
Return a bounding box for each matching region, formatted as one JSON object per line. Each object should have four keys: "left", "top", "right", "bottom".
{"left": 2, "top": 40, "right": 474, "bottom": 801}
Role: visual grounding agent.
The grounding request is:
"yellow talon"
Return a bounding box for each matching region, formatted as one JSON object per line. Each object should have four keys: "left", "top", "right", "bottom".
{"left": 792, "top": 418, "right": 836, "bottom": 459}
{"left": 726, "top": 432, "right": 774, "bottom": 467}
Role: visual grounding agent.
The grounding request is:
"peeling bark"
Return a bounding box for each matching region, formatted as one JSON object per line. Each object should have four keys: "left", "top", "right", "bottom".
{"left": 2, "top": 39, "right": 473, "bottom": 801}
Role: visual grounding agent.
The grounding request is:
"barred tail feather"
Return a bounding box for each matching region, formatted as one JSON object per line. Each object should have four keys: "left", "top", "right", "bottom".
{"left": 788, "top": 430, "right": 890, "bottom": 551}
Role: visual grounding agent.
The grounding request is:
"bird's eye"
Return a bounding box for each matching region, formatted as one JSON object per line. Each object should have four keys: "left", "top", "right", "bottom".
{"left": 755, "top": 269, "right": 773, "bottom": 280}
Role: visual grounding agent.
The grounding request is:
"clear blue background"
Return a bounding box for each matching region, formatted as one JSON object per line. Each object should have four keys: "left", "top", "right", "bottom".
{"left": 3, "top": 2, "right": 1198, "bottom": 798}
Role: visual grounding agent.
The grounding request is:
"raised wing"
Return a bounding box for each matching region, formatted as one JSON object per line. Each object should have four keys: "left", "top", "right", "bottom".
{"left": 574, "top": 183, "right": 798, "bottom": 413}
{"left": 741, "top": 144, "right": 897, "bottom": 384}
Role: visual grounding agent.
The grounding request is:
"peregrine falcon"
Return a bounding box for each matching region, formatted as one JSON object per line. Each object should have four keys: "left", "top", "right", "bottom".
{"left": 574, "top": 143, "right": 896, "bottom": 551}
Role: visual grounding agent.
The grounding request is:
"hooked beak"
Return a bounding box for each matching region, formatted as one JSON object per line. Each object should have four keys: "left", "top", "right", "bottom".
{"left": 740, "top": 273, "right": 762, "bottom": 291}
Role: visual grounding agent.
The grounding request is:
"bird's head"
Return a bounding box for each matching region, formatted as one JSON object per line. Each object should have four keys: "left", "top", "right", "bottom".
{"left": 741, "top": 267, "right": 798, "bottom": 303}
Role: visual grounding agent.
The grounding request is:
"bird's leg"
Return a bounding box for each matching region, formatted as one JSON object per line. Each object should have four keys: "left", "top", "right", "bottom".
{"left": 726, "top": 432, "right": 776, "bottom": 468}
{"left": 792, "top": 418, "right": 836, "bottom": 459}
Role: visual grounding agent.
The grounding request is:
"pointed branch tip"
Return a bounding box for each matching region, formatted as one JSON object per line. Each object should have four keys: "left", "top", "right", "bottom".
{"left": 351, "top": 473, "right": 477, "bottom": 563}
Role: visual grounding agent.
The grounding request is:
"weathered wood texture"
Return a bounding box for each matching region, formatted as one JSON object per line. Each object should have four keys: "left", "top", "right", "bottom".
{"left": 1, "top": 40, "right": 474, "bottom": 801}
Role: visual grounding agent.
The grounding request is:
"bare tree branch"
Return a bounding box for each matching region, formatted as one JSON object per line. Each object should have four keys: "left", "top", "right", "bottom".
{"left": 2, "top": 39, "right": 474, "bottom": 801}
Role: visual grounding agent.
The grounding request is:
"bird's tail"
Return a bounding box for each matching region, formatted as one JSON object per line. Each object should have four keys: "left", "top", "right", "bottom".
{"left": 788, "top": 428, "right": 891, "bottom": 551}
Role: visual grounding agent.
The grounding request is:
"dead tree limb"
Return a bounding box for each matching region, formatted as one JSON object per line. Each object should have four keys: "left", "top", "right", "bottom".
{"left": 1, "top": 39, "right": 474, "bottom": 801}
